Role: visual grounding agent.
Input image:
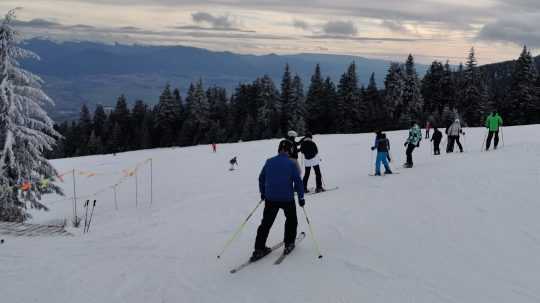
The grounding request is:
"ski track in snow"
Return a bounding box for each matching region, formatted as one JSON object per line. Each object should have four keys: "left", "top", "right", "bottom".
{"left": 2, "top": 125, "right": 540, "bottom": 302}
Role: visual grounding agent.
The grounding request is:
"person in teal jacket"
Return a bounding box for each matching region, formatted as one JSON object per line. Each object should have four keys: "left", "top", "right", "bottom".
{"left": 404, "top": 122, "right": 422, "bottom": 168}
{"left": 485, "top": 111, "right": 503, "bottom": 150}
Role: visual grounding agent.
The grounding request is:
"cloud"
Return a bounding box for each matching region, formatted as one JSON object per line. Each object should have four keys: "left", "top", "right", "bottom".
{"left": 307, "top": 34, "right": 425, "bottom": 42}
{"left": 476, "top": 14, "right": 540, "bottom": 48}
{"left": 380, "top": 20, "right": 411, "bottom": 34}
{"left": 173, "top": 25, "right": 255, "bottom": 33}
{"left": 191, "top": 12, "right": 236, "bottom": 29}
{"left": 322, "top": 21, "right": 357, "bottom": 36}
{"left": 293, "top": 19, "right": 310, "bottom": 30}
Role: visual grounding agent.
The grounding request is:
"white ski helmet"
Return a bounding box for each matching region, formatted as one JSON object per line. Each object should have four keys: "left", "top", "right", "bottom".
{"left": 287, "top": 130, "right": 298, "bottom": 137}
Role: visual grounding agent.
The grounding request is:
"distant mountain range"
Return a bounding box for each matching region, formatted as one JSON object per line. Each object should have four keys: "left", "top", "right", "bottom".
{"left": 20, "top": 39, "right": 428, "bottom": 121}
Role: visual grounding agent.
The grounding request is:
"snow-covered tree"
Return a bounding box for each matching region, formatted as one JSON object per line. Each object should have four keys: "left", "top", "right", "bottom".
{"left": 288, "top": 74, "right": 306, "bottom": 134}
{"left": 384, "top": 62, "right": 404, "bottom": 123}
{"left": 0, "top": 10, "right": 62, "bottom": 221}
{"left": 459, "top": 48, "right": 485, "bottom": 126}
{"left": 506, "top": 46, "right": 538, "bottom": 124}
{"left": 256, "top": 75, "right": 281, "bottom": 138}
{"left": 402, "top": 54, "right": 424, "bottom": 124}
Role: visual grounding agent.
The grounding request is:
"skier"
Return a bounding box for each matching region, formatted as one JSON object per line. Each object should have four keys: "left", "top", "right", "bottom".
{"left": 445, "top": 119, "right": 465, "bottom": 153}
{"left": 404, "top": 122, "right": 422, "bottom": 168}
{"left": 425, "top": 121, "right": 431, "bottom": 139}
{"left": 212, "top": 143, "right": 217, "bottom": 153}
{"left": 371, "top": 131, "right": 393, "bottom": 175}
{"left": 286, "top": 130, "right": 302, "bottom": 174}
{"left": 485, "top": 111, "right": 503, "bottom": 150}
{"left": 431, "top": 127, "right": 443, "bottom": 155}
{"left": 251, "top": 140, "right": 305, "bottom": 261}
{"left": 300, "top": 132, "right": 324, "bottom": 193}
{"left": 229, "top": 157, "right": 238, "bottom": 171}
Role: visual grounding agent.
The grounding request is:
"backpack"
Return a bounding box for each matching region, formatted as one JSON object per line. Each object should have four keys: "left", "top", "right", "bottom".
{"left": 377, "top": 138, "right": 389, "bottom": 151}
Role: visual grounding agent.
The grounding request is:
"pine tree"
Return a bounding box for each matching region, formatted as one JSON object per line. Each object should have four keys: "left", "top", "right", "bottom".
{"left": 288, "top": 75, "right": 306, "bottom": 134}
{"left": 305, "top": 64, "right": 325, "bottom": 133}
{"left": 132, "top": 99, "right": 148, "bottom": 149}
{"left": 155, "top": 84, "right": 181, "bottom": 146}
{"left": 0, "top": 11, "right": 62, "bottom": 221}
{"left": 256, "top": 75, "right": 281, "bottom": 138}
{"left": 365, "top": 73, "right": 387, "bottom": 130}
{"left": 280, "top": 64, "right": 293, "bottom": 134}
{"left": 78, "top": 104, "right": 92, "bottom": 155}
{"left": 93, "top": 104, "right": 107, "bottom": 139}
{"left": 384, "top": 62, "right": 404, "bottom": 124}
{"left": 402, "top": 54, "right": 424, "bottom": 125}
{"left": 460, "top": 48, "right": 484, "bottom": 126}
{"left": 337, "top": 62, "right": 360, "bottom": 132}
{"left": 187, "top": 79, "right": 211, "bottom": 144}
{"left": 109, "top": 94, "right": 131, "bottom": 149}
{"left": 323, "top": 77, "right": 338, "bottom": 133}
{"left": 421, "top": 61, "right": 444, "bottom": 115}
{"left": 506, "top": 46, "right": 538, "bottom": 124}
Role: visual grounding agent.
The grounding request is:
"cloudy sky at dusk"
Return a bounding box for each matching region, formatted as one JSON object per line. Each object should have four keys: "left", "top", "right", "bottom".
{"left": 3, "top": 0, "right": 540, "bottom": 64}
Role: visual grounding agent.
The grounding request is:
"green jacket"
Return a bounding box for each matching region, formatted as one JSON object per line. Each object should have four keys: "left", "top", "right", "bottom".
{"left": 406, "top": 125, "right": 422, "bottom": 145}
{"left": 485, "top": 114, "right": 503, "bottom": 131}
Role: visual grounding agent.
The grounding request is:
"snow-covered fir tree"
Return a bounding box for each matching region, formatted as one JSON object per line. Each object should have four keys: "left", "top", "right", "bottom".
{"left": 305, "top": 64, "right": 325, "bottom": 133}
{"left": 506, "top": 46, "right": 538, "bottom": 124}
{"left": 337, "top": 62, "right": 360, "bottom": 133}
{"left": 0, "top": 10, "right": 62, "bottom": 221}
{"left": 384, "top": 62, "right": 404, "bottom": 123}
{"left": 401, "top": 54, "right": 424, "bottom": 125}
{"left": 156, "top": 84, "right": 181, "bottom": 146}
{"left": 460, "top": 48, "right": 485, "bottom": 126}
{"left": 280, "top": 64, "right": 293, "bottom": 134}
{"left": 288, "top": 74, "right": 306, "bottom": 134}
{"left": 256, "top": 75, "right": 281, "bottom": 138}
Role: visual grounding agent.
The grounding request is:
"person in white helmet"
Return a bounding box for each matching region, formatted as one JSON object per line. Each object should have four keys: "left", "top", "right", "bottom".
{"left": 445, "top": 119, "right": 465, "bottom": 153}
{"left": 286, "top": 130, "right": 302, "bottom": 174}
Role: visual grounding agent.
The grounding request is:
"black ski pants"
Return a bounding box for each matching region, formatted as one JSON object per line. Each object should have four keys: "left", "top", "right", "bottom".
{"left": 406, "top": 143, "right": 416, "bottom": 165}
{"left": 486, "top": 131, "right": 499, "bottom": 150}
{"left": 303, "top": 165, "right": 322, "bottom": 190}
{"left": 446, "top": 136, "right": 463, "bottom": 152}
{"left": 433, "top": 141, "right": 441, "bottom": 155}
{"left": 254, "top": 201, "right": 297, "bottom": 249}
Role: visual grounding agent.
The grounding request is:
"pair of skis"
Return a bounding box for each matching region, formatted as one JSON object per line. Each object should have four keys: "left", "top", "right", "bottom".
{"left": 83, "top": 200, "right": 96, "bottom": 233}
{"left": 230, "top": 232, "right": 306, "bottom": 274}
{"left": 304, "top": 186, "right": 339, "bottom": 196}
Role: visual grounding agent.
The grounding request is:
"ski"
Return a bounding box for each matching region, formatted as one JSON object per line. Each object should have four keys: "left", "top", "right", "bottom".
{"left": 274, "top": 232, "right": 306, "bottom": 265}
{"left": 368, "top": 172, "right": 400, "bottom": 176}
{"left": 230, "top": 233, "right": 305, "bottom": 274}
{"left": 305, "top": 186, "right": 339, "bottom": 196}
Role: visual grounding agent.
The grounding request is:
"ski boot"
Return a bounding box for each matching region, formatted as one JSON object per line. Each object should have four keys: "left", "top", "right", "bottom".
{"left": 315, "top": 187, "right": 325, "bottom": 193}
{"left": 250, "top": 247, "right": 272, "bottom": 262}
{"left": 284, "top": 243, "right": 295, "bottom": 255}
{"left": 384, "top": 170, "right": 393, "bottom": 174}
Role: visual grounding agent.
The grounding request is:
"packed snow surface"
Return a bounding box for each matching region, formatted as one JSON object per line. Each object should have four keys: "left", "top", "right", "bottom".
{"left": 2, "top": 125, "right": 540, "bottom": 303}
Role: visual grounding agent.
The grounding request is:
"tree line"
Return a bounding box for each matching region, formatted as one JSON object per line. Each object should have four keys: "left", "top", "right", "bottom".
{"left": 48, "top": 47, "right": 540, "bottom": 159}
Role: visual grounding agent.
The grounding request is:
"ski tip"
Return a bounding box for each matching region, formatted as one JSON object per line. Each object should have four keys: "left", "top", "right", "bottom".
{"left": 318, "top": 255, "right": 323, "bottom": 259}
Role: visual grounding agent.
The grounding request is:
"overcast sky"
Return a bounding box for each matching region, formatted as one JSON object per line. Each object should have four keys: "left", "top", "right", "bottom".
{"left": 3, "top": 0, "right": 539, "bottom": 64}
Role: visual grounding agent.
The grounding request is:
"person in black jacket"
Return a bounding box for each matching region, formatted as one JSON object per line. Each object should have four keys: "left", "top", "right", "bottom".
{"left": 300, "top": 133, "right": 324, "bottom": 193}
{"left": 371, "top": 131, "right": 393, "bottom": 175}
{"left": 431, "top": 127, "right": 442, "bottom": 155}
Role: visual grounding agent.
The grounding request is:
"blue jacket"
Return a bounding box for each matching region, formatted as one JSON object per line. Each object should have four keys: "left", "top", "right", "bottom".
{"left": 259, "top": 153, "right": 304, "bottom": 202}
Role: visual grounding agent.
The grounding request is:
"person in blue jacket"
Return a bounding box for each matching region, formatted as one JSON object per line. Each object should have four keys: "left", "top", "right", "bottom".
{"left": 371, "top": 131, "right": 393, "bottom": 176}
{"left": 251, "top": 140, "right": 305, "bottom": 261}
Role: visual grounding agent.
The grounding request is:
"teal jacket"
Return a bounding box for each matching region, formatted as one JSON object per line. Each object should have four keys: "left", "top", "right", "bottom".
{"left": 406, "top": 125, "right": 422, "bottom": 145}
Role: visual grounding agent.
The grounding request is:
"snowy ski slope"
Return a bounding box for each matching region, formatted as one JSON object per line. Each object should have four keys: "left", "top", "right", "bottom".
{"left": 2, "top": 125, "right": 540, "bottom": 303}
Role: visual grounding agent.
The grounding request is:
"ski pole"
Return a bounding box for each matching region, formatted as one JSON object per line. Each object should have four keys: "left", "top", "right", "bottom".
{"left": 370, "top": 149, "right": 374, "bottom": 175}
{"left": 83, "top": 200, "right": 89, "bottom": 233}
{"left": 217, "top": 200, "right": 264, "bottom": 259}
{"left": 481, "top": 130, "right": 488, "bottom": 152}
{"left": 85, "top": 200, "right": 96, "bottom": 233}
{"left": 302, "top": 206, "right": 323, "bottom": 259}
{"left": 501, "top": 127, "right": 505, "bottom": 147}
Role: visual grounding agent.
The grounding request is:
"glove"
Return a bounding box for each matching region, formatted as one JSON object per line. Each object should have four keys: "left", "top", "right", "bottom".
{"left": 371, "top": 146, "right": 376, "bottom": 150}
{"left": 404, "top": 142, "right": 408, "bottom": 147}
{"left": 261, "top": 194, "right": 265, "bottom": 201}
{"left": 299, "top": 198, "right": 305, "bottom": 207}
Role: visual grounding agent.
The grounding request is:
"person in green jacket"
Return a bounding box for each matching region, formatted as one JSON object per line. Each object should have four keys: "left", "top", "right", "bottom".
{"left": 404, "top": 122, "right": 422, "bottom": 168}
{"left": 485, "top": 111, "right": 503, "bottom": 150}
